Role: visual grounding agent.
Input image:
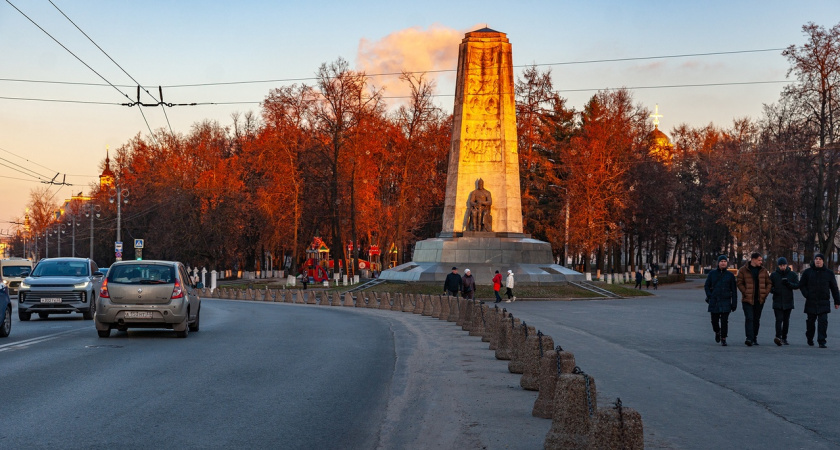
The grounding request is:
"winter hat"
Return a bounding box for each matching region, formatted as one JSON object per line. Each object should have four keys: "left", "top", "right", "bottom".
{"left": 508, "top": 270, "right": 513, "bottom": 275}
{"left": 814, "top": 253, "right": 825, "bottom": 261}
{"left": 451, "top": 267, "right": 457, "bottom": 270}
{"left": 465, "top": 269, "right": 471, "bottom": 274}
{"left": 777, "top": 257, "right": 788, "bottom": 265}
{"left": 717, "top": 255, "right": 728, "bottom": 263}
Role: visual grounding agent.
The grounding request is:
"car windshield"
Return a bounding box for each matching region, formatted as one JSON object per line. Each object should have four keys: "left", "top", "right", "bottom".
{"left": 31, "top": 260, "right": 89, "bottom": 277}
{"left": 3, "top": 265, "right": 31, "bottom": 277}
{"left": 108, "top": 264, "right": 175, "bottom": 284}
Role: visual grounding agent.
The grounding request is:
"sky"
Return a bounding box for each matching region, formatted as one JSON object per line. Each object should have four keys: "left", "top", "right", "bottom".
{"left": 2, "top": 0, "right": 839, "bottom": 228}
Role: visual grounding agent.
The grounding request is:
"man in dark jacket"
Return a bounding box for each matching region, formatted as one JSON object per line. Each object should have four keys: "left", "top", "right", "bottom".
{"left": 769, "top": 257, "right": 799, "bottom": 346}
{"left": 736, "top": 252, "right": 773, "bottom": 346}
{"left": 705, "top": 255, "right": 738, "bottom": 346}
{"left": 443, "top": 267, "right": 462, "bottom": 298}
{"left": 798, "top": 253, "right": 840, "bottom": 348}
{"left": 634, "top": 270, "right": 643, "bottom": 289}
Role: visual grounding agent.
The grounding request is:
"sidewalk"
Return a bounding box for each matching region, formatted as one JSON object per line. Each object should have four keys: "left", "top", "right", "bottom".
{"left": 502, "top": 279, "right": 840, "bottom": 449}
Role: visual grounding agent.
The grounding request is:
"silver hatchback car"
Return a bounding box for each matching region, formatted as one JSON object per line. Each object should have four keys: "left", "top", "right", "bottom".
{"left": 95, "top": 260, "right": 201, "bottom": 338}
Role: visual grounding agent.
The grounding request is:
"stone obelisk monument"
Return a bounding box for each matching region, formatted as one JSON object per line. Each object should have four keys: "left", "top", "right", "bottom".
{"left": 442, "top": 28, "right": 522, "bottom": 235}
{"left": 380, "top": 28, "right": 582, "bottom": 285}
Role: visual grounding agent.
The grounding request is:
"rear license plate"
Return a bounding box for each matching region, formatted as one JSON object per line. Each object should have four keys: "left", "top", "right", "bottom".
{"left": 124, "top": 311, "right": 154, "bottom": 319}
{"left": 40, "top": 298, "right": 62, "bottom": 303}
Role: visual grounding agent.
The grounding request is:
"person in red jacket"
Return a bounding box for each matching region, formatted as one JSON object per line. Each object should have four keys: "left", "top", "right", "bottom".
{"left": 492, "top": 270, "right": 502, "bottom": 303}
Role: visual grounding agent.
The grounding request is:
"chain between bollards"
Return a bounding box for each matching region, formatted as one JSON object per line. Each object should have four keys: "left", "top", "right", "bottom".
{"left": 538, "top": 330, "right": 544, "bottom": 357}
{"left": 573, "top": 366, "right": 594, "bottom": 417}
{"left": 523, "top": 322, "right": 528, "bottom": 338}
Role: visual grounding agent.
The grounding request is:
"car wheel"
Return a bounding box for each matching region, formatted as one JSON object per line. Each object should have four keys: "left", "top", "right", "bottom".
{"left": 175, "top": 313, "right": 189, "bottom": 338}
{"left": 39, "top": 312, "right": 49, "bottom": 319}
{"left": 18, "top": 310, "right": 31, "bottom": 321}
{"left": 82, "top": 300, "right": 95, "bottom": 320}
{"left": 188, "top": 306, "right": 200, "bottom": 332}
{"left": 97, "top": 329, "right": 110, "bottom": 338}
{"left": 0, "top": 306, "right": 11, "bottom": 337}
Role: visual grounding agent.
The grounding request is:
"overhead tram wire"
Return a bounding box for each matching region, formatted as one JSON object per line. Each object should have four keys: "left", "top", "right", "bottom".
{"left": 4, "top": 0, "right": 156, "bottom": 142}
{"left": 0, "top": 156, "right": 50, "bottom": 180}
{"left": 47, "top": 0, "right": 173, "bottom": 136}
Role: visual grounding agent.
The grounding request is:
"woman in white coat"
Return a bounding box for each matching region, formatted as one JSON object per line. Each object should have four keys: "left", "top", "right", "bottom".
{"left": 505, "top": 270, "right": 516, "bottom": 302}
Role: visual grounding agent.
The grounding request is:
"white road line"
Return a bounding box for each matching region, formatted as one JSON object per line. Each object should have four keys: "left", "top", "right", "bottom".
{"left": 0, "top": 328, "right": 83, "bottom": 353}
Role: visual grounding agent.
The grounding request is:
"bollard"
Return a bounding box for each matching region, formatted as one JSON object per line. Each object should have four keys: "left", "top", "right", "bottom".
{"left": 330, "top": 291, "right": 341, "bottom": 306}
{"left": 438, "top": 295, "right": 450, "bottom": 320}
{"left": 469, "top": 302, "right": 488, "bottom": 337}
{"left": 367, "top": 292, "right": 379, "bottom": 309}
{"left": 400, "top": 294, "right": 412, "bottom": 313}
{"left": 412, "top": 294, "right": 425, "bottom": 314}
{"left": 495, "top": 315, "right": 520, "bottom": 360}
{"left": 343, "top": 292, "right": 355, "bottom": 307}
{"left": 587, "top": 399, "right": 644, "bottom": 450}
{"left": 532, "top": 348, "right": 577, "bottom": 419}
{"left": 295, "top": 290, "right": 305, "bottom": 304}
{"left": 318, "top": 291, "right": 330, "bottom": 306}
{"left": 379, "top": 293, "right": 392, "bottom": 310}
{"left": 508, "top": 323, "right": 536, "bottom": 374}
{"left": 306, "top": 291, "right": 317, "bottom": 305}
{"left": 446, "top": 296, "right": 460, "bottom": 322}
{"left": 460, "top": 299, "right": 473, "bottom": 330}
{"left": 488, "top": 308, "right": 507, "bottom": 350}
{"left": 520, "top": 332, "right": 555, "bottom": 391}
{"left": 431, "top": 295, "right": 442, "bottom": 318}
{"left": 422, "top": 294, "right": 434, "bottom": 316}
{"left": 355, "top": 292, "right": 366, "bottom": 308}
{"left": 282, "top": 290, "right": 291, "bottom": 303}
{"left": 544, "top": 370, "right": 598, "bottom": 450}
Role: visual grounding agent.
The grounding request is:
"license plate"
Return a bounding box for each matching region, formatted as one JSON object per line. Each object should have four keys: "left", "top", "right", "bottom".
{"left": 124, "top": 311, "right": 154, "bottom": 319}
{"left": 40, "top": 298, "right": 62, "bottom": 303}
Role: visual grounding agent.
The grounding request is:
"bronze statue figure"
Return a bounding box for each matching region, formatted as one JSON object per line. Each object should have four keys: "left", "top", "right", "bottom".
{"left": 467, "top": 178, "right": 492, "bottom": 232}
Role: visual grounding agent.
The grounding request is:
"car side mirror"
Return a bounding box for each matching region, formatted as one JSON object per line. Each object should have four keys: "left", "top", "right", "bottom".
{"left": 195, "top": 282, "right": 204, "bottom": 289}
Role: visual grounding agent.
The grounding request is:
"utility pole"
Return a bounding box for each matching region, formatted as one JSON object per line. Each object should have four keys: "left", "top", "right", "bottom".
{"left": 109, "top": 184, "right": 129, "bottom": 262}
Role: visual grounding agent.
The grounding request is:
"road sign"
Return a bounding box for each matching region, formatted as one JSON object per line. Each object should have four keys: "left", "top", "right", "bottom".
{"left": 115, "top": 241, "right": 123, "bottom": 251}
{"left": 134, "top": 239, "right": 144, "bottom": 249}
{"left": 135, "top": 248, "right": 143, "bottom": 261}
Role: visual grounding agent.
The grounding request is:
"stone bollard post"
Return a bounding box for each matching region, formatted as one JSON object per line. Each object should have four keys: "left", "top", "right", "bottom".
{"left": 469, "top": 302, "right": 488, "bottom": 337}
{"left": 379, "top": 293, "right": 392, "bottom": 310}
{"left": 544, "top": 370, "right": 598, "bottom": 450}
{"left": 367, "top": 292, "right": 379, "bottom": 309}
{"left": 412, "top": 294, "right": 425, "bottom": 314}
{"left": 282, "top": 290, "right": 292, "bottom": 303}
{"left": 306, "top": 291, "right": 317, "bottom": 305}
{"left": 508, "top": 323, "right": 536, "bottom": 374}
{"left": 422, "top": 294, "right": 434, "bottom": 316}
{"left": 431, "top": 295, "right": 442, "bottom": 318}
{"left": 587, "top": 399, "right": 644, "bottom": 450}
{"left": 495, "top": 315, "right": 520, "bottom": 360}
{"left": 489, "top": 308, "right": 508, "bottom": 350}
{"left": 295, "top": 290, "right": 305, "bottom": 304}
{"left": 331, "top": 291, "right": 341, "bottom": 306}
{"left": 343, "top": 292, "right": 355, "bottom": 307}
{"left": 459, "top": 299, "right": 473, "bottom": 330}
{"left": 402, "top": 294, "right": 414, "bottom": 313}
{"left": 438, "top": 295, "right": 450, "bottom": 320}
{"left": 356, "top": 292, "right": 367, "bottom": 308}
{"left": 446, "top": 296, "right": 460, "bottom": 322}
{"left": 520, "top": 331, "right": 555, "bottom": 391}
{"left": 532, "top": 348, "right": 577, "bottom": 419}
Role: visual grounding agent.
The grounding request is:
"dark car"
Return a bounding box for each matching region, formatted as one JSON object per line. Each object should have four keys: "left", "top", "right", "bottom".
{"left": 0, "top": 274, "right": 10, "bottom": 337}
{"left": 17, "top": 257, "right": 103, "bottom": 321}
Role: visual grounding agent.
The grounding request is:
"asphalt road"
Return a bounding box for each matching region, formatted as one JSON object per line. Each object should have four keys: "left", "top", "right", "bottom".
{"left": 503, "top": 279, "right": 840, "bottom": 449}
{"left": 0, "top": 298, "right": 549, "bottom": 449}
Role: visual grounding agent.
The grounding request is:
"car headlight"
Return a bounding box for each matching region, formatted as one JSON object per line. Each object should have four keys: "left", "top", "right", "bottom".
{"left": 20, "top": 281, "right": 30, "bottom": 289}
{"left": 74, "top": 281, "right": 91, "bottom": 289}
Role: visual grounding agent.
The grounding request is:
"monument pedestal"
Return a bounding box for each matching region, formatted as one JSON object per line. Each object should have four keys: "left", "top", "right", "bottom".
{"left": 380, "top": 234, "right": 584, "bottom": 285}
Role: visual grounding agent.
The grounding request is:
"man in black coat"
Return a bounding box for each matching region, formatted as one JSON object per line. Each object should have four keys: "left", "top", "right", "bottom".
{"left": 799, "top": 253, "right": 840, "bottom": 348}
{"left": 443, "top": 267, "right": 462, "bottom": 298}
{"left": 769, "top": 257, "right": 799, "bottom": 346}
{"left": 704, "top": 255, "right": 738, "bottom": 346}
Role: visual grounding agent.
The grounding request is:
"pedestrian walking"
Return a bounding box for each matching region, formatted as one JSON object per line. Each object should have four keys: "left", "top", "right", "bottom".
{"left": 644, "top": 269, "right": 652, "bottom": 289}
{"left": 769, "top": 257, "right": 799, "bottom": 346}
{"left": 443, "top": 267, "right": 462, "bottom": 298}
{"left": 505, "top": 270, "right": 516, "bottom": 302}
{"left": 705, "top": 255, "right": 738, "bottom": 346}
{"left": 798, "top": 253, "right": 840, "bottom": 348}
{"left": 634, "top": 269, "right": 643, "bottom": 289}
{"left": 736, "top": 252, "right": 773, "bottom": 346}
{"left": 492, "top": 270, "right": 503, "bottom": 303}
{"left": 652, "top": 275, "right": 659, "bottom": 290}
{"left": 462, "top": 269, "right": 476, "bottom": 300}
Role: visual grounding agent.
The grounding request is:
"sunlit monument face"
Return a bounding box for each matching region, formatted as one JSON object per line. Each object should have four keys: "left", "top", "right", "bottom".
{"left": 441, "top": 28, "right": 522, "bottom": 235}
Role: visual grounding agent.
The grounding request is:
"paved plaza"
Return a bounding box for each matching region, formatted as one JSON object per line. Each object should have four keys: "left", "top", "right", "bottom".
{"left": 502, "top": 279, "right": 840, "bottom": 449}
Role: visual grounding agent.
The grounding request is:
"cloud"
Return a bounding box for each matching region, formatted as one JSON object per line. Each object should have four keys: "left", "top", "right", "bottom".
{"left": 356, "top": 24, "right": 467, "bottom": 105}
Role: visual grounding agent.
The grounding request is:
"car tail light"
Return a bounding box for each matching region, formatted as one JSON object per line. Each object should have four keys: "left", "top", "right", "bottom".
{"left": 100, "top": 279, "right": 110, "bottom": 298}
{"left": 171, "top": 279, "right": 184, "bottom": 299}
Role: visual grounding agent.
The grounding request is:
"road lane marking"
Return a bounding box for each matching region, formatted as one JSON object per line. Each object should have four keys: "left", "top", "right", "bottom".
{"left": 0, "top": 328, "right": 83, "bottom": 353}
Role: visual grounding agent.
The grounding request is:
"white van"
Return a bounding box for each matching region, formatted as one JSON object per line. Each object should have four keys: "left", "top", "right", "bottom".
{"left": 1, "top": 258, "right": 34, "bottom": 298}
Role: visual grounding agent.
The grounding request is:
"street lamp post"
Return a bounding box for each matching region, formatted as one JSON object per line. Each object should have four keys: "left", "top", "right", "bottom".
{"left": 52, "top": 224, "right": 66, "bottom": 257}
{"left": 109, "top": 185, "right": 129, "bottom": 262}
{"left": 84, "top": 204, "right": 101, "bottom": 260}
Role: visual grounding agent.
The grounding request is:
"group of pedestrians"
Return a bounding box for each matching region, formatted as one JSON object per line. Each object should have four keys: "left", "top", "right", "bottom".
{"left": 634, "top": 268, "right": 658, "bottom": 290}
{"left": 705, "top": 252, "right": 840, "bottom": 348}
{"left": 443, "top": 267, "right": 516, "bottom": 303}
